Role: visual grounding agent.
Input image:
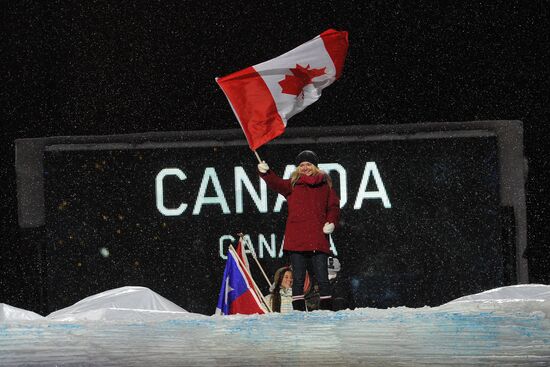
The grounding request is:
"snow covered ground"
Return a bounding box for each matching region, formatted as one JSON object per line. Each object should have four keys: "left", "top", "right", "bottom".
{"left": 1, "top": 285, "right": 549, "bottom": 366}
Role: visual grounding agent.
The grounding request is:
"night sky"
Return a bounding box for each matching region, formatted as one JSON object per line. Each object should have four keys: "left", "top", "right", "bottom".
{"left": 2, "top": 2, "right": 549, "bottom": 310}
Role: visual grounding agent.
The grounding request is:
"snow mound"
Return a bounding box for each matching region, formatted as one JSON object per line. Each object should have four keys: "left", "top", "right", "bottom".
{"left": 439, "top": 284, "right": 550, "bottom": 314}
{"left": 0, "top": 303, "right": 44, "bottom": 322}
{"left": 46, "top": 286, "right": 190, "bottom": 322}
{"left": 2, "top": 285, "right": 549, "bottom": 366}
{"left": 448, "top": 283, "right": 550, "bottom": 302}
{"left": 3, "top": 284, "right": 549, "bottom": 323}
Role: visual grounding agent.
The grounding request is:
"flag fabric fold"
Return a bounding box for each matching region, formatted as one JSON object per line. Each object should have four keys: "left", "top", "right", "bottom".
{"left": 215, "top": 246, "right": 266, "bottom": 315}
{"left": 216, "top": 29, "right": 349, "bottom": 150}
{"left": 235, "top": 238, "right": 256, "bottom": 292}
{"left": 235, "top": 238, "right": 250, "bottom": 272}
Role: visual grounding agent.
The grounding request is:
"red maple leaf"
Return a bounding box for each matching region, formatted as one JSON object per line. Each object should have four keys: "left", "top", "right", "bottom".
{"left": 278, "top": 64, "right": 327, "bottom": 96}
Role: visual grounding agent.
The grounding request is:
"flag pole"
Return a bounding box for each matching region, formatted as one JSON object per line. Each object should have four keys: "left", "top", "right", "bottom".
{"left": 238, "top": 233, "right": 273, "bottom": 289}
{"left": 229, "top": 245, "right": 272, "bottom": 313}
{"left": 253, "top": 150, "right": 262, "bottom": 163}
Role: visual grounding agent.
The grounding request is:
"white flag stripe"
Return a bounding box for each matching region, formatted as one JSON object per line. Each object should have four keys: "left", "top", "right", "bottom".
{"left": 253, "top": 35, "right": 336, "bottom": 124}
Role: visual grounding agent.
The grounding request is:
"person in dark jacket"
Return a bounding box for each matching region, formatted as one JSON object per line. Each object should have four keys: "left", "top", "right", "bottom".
{"left": 304, "top": 257, "right": 355, "bottom": 311}
{"left": 258, "top": 150, "right": 340, "bottom": 311}
{"left": 327, "top": 256, "right": 355, "bottom": 311}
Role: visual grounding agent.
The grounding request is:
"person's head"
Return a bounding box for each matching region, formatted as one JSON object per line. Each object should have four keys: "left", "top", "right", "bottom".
{"left": 291, "top": 150, "right": 324, "bottom": 188}
{"left": 281, "top": 269, "right": 293, "bottom": 289}
{"left": 274, "top": 266, "right": 293, "bottom": 290}
{"left": 295, "top": 150, "right": 319, "bottom": 176}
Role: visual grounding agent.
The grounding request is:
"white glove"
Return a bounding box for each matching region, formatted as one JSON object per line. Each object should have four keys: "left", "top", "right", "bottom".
{"left": 323, "top": 222, "right": 335, "bottom": 234}
{"left": 258, "top": 161, "right": 269, "bottom": 173}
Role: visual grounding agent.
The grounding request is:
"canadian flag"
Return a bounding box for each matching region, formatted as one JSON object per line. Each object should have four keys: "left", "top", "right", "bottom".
{"left": 216, "top": 29, "right": 349, "bottom": 150}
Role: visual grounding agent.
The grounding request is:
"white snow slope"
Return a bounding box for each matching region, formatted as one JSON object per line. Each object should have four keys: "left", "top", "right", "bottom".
{"left": 1, "top": 285, "right": 549, "bottom": 366}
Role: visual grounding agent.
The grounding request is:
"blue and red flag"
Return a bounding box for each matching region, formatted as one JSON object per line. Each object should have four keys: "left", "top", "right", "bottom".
{"left": 215, "top": 246, "right": 266, "bottom": 315}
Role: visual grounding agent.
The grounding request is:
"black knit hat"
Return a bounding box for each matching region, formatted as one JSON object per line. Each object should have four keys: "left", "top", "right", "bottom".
{"left": 295, "top": 150, "right": 319, "bottom": 166}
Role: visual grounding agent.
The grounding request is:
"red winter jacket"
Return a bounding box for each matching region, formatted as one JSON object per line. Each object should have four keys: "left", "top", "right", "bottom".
{"left": 260, "top": 170, "right": 340, "bottom": 254}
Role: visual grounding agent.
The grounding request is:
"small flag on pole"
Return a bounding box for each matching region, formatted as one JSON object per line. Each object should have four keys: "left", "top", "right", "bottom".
{"left": 215, "top": 246, "right": 266, "bottom": 315}
{"left": 216, "top": 29, "right": 349, "bottom": 150}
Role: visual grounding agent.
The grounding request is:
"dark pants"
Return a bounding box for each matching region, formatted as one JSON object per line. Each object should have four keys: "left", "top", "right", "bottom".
{"left": 289, "top": 251, "right": 331, "bottom": 298}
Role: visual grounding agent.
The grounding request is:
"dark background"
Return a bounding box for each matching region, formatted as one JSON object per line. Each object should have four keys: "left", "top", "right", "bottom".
{"left": 39, "top": 136, "right": 503, "bottom": 315}
{"left": 2, "top": 2, "right": 549, "bottom": 312}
